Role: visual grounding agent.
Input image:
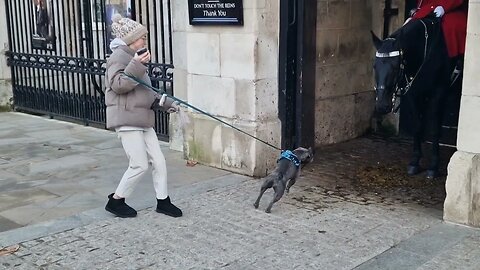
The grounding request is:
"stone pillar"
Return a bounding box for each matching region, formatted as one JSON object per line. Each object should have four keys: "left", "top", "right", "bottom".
{"left": 0, "top": 0, "right": 12, "bottom": 109}
{"left": 171, "top": 0, "right": 281, "bottom": 176}
{"left": 444, "top": 2, "right": 480, "bottom": 227}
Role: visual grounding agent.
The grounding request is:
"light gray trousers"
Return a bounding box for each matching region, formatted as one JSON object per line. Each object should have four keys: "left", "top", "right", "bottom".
{"left": 115, "top": 127, "right": 168, "bottom": 200}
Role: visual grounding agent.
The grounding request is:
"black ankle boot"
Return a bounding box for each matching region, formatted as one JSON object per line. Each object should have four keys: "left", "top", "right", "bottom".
{"left": 105, "top": 193, "right": 137, "bottom": 218}
{"left": 156, "top": 196, "right": 182, "bottom": 217}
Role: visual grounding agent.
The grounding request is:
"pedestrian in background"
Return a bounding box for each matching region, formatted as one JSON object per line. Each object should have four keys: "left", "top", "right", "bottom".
{"left": 35, "top": 0, "right": 49, "bottom": 38}
{"left": 104, "top": 14, "right": 182, "bottom": 218}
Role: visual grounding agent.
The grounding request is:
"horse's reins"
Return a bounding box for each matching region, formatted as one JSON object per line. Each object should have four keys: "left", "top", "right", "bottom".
{"left": 400, "top": 20, "right": 429, "bottom": 97}
{"left": 121, "top": 72, "right": 282, "bottom": 151}
{"left": 375, "top": 19, "right": 431, "bottom": 113}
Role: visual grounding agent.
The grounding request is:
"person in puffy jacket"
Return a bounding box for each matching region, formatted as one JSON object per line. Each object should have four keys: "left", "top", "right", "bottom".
{"left": 104, "top": 14, "right": 182, "bottom": 218}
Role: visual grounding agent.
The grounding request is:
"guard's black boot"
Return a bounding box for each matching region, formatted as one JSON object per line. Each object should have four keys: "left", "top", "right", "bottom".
{"left": 156, "top": 196, "right": 182, "bottom": 217}
{"left": 105, "top": 193, "right": 137, "bottom": 218}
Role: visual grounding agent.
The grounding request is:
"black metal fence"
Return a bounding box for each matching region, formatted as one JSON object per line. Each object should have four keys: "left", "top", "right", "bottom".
{"left": 4, "top": 0, "right": 174, "bottom": 141}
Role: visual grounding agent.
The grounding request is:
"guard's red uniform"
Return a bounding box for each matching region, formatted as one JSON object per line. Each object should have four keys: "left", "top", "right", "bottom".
{"left": 412, "top": 0, "right": 468, "bottom": 58}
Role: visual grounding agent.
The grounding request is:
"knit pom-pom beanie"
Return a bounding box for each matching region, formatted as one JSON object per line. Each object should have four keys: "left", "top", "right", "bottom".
{"left": 111, "top": 14, "right": 147, "bottom": 45}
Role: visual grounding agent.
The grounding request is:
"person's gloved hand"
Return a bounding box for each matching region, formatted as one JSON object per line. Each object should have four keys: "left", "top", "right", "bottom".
{"left": 166, "top": 101, "right": 180, "bottom": 113}
{"left": 433, "top": 6, "right": 445, "bottom": 17}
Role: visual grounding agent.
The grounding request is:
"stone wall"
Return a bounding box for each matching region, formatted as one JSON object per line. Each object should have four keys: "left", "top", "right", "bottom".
{"left": 314, "top": 0, "right": 406, "bottom": 145}
{"left": 314, "top": 0, "right": 375, "bottom": 145}
{"left": 168, "top": 0, "right": 412, "bottom": 175}
{"left": 171, "top": 0, "right": 281, "bottom": 176}
{"left": 0, "top": 0, "right": 12, "bottom": 108}
{"left": 444, "top": 1, "right": 480, "bottom": 227}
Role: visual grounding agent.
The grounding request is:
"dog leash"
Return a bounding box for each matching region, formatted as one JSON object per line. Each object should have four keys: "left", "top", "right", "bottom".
{"left": 122, "top": 72, "right": 282, "bottom": 151}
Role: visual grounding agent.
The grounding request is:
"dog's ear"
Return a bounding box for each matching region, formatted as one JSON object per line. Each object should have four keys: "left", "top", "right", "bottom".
{"left": 295, "top": 147, "right": 312, "bottom": 162}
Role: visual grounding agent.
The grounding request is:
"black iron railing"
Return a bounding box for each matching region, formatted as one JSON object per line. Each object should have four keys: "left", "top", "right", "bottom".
{"left": 4, "top": 0, "right": 174, "bottom": 140}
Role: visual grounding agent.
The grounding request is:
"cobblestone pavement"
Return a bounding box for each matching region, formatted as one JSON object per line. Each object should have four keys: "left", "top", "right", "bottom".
{"left": 300, "top": 135, "right": 456, "bottom": 210}
{"left": 2, "top": 174, "right": 479, "bottom": 270}
{"left": 0, "top": 112, "right": 229, "bottom": 232}
{"left": 1, "top": 114, "right": 480, "bottom": 269}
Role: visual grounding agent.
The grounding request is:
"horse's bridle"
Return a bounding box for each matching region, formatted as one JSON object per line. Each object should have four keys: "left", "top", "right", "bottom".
{"left": 374, "top": 19, "right": 429, "bottom": 113}
{"left": 375, "top": 46, "right": 407, "bottom": 113}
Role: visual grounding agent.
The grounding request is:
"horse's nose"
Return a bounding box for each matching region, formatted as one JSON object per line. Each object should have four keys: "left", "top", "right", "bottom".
{"left": 374, "top": 84, "right": 390, "bottom": 114}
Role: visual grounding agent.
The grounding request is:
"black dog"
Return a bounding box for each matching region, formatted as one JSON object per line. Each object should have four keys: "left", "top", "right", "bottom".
{"left": 254, "top": 147, "right": 314, "bottom": 213}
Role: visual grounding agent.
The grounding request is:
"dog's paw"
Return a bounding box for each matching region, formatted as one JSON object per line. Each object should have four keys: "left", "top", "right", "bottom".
{"left": 265, "top": 209, "right": 271, "bottom": 213}
{"left": 253, "top": 203, "right": 259, "bottom": 209}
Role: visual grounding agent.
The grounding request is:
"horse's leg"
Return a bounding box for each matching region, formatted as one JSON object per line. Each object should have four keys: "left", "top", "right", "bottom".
{"left": 425, "top": 85, "right": 448, "bottom": 179}
{"left": 426, "top": 132, "right": 440, "bottom": 179}
{"left": 407, "top": 97, "right": 423, "bottom": 175}
{"left": 425, "top": 105, "right": 442, "bottom": 179}
{"left": 408, "top": 129, "right": 423, "bottom": 175}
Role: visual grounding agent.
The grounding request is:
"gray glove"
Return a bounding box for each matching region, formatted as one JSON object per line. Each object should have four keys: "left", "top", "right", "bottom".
{"left": 166, "top": 101, "right": 180, "bottom": 113}
{"left": 155, "top": 94, "right": 178, "bottom": 112}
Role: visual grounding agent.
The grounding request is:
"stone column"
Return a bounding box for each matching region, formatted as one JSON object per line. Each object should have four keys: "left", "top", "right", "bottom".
{"left": 0, "top": 0, "right": 12, "bottom": 109}
{"left": 170, "top": 0, "right": 281, "bottom": 176}
{"left": 444, "top": 2, "right": 480, "bottom": 227}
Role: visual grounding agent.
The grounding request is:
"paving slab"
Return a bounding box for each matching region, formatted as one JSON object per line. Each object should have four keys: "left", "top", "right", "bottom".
{"left": 1, "top": 176, "right": 479, "bottom": 269}
{"left": 0, "top": 112, "right": 230, "bottom": 233}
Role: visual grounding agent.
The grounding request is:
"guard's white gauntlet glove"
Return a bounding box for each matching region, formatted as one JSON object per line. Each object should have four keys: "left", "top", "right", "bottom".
{"left": 433, "top": 6, "right": 445, "bottom": 17}
{"left": 167, "top": 101, "right": 180, "bottom": 113}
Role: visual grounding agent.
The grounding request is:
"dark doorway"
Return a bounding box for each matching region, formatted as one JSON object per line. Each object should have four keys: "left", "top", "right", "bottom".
{"left": 278, "top": 0, "right": 316, "bottom": 150}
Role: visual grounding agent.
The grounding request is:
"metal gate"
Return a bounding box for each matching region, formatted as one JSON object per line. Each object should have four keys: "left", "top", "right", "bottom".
{"left": 4, "top": 0, "right": 174, "bottom": 141}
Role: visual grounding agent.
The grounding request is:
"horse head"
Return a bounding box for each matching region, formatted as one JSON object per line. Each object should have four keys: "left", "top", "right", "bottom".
{"left": 371, "top": 31, "right": 404, "bottom": 115}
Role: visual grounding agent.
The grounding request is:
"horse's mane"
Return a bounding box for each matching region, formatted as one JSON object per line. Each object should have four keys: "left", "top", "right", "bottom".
{"left": 375, "top": 20, "right": 424, "bottom": 54}
{"left": 379, "top": 16, "right": 444, "bottom": 70}
{"left": 387, "top": 16, "right": 442, "bottom": 51}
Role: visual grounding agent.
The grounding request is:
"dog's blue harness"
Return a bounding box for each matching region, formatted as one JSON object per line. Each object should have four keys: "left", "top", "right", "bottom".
{"left": 278, "top": 150, "right": 301, "bottom": 167}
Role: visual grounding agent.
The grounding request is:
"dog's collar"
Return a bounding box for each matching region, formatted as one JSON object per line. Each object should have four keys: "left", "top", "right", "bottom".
{"left": 278, "top": 150, "right": 301, "bottom": 167}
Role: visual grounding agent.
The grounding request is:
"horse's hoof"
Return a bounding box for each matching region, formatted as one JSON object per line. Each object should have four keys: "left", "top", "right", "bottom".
{"left": 407, "top": 165, "right": 420, "bottom": 175}
{"left": 426, "top": 170, "right": 438, "bottom": 179}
